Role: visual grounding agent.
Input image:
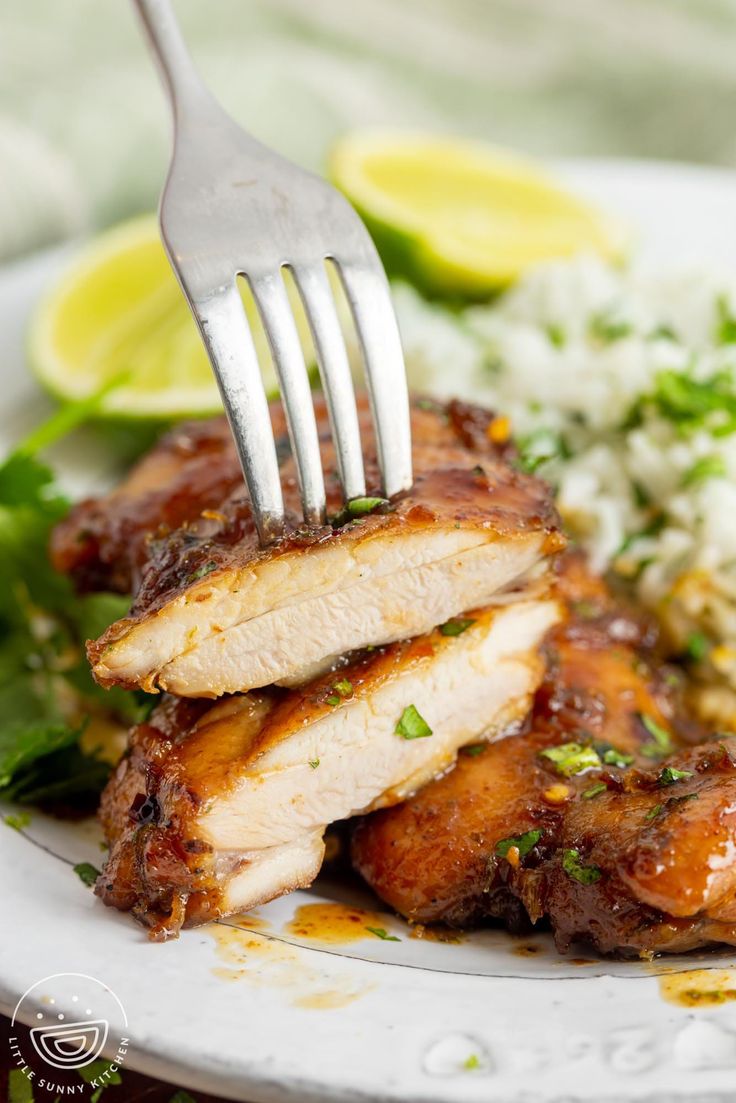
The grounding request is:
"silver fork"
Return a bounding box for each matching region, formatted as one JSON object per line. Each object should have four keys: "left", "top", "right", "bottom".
{"left": 132, "top": 0, "right": 413, "bottom": 544}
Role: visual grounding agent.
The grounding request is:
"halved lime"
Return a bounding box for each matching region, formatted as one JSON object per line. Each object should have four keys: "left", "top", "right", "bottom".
{"left": 329, "top": 130, "right": 625, "bottom": 297}
{"left": 29, "top": 214, "right": 313, "bottom": 420}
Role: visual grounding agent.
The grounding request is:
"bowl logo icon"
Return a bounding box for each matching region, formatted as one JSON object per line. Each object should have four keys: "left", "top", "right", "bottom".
{"left": 10, "top": 972, "right": 128, "bottom": 1083}
{"left": 30, "top": 1017, "right": 109, "bottom": 1070}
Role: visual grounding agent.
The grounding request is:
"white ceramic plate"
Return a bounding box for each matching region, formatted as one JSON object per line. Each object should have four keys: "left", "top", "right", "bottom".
{"left": 3, "top": 159, "right": 736, "bottom": 1103}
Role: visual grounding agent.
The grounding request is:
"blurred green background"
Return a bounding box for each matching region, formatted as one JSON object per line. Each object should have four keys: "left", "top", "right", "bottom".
{"left": 1, "top": 0, "right": 734, "bottom": 262}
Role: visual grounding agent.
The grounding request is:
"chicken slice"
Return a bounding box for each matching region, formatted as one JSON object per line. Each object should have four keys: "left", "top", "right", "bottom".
{"left": 95, "top": 595, "right": 560, "bottom": 939}
{"left": 51, "top": 395, "right": 519, "bottom": 596}
{"left": 352, "top": 554, "right": 736, "bottom": 956}
{"left": 83, "top": 400, "right": 561, "bottom": 698}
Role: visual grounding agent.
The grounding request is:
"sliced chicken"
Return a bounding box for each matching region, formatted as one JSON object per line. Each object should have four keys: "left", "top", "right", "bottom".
{"left": 80, "top": 397, "right": 562, "bottom": 698}
{"left": 95, "top": 594, "right": 560, "bottom": 939}
{"left": 353, "top": 555, "right": 736, "bottom": 956}
{"left": 51, "top": 395, "right": 518, "bottom": 596}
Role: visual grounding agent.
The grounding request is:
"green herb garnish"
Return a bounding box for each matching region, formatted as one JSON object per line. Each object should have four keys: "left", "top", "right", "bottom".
{"left": 365, "top": 926, "right": 400, "bottom": 942}
{"left": 589, "top": 310, "right": 632, "bottom": 344}
{"left": 597, "top": 745, "right": 634, "bottom": 768}
{"left": 495, "top": 828, "right": 543, "bottom": 860}
{"left": 347, "top": 497, "right": 389, "bottom": 517}
{"left": 395, "top": 705, "right": 433, "bottom": 740}
{"left": 461, "top": 743, "right": 486, "bottom": 757}
{"left": 539, "top": 742, "right": 601, "bottom": 777}
{"left": 463, "top": 1054, "right": 482, "bottom": 1071}
{"left": 4, "top": 811, "right": 30, "bottom": 831}
{"left": 517, "top": 428, "right": 568, "bottom": 474}
{"left": 582, "top": 783, "right": 607, "bottom": 800}
{"left": 681, "top": 455, "right": 727, "bottom": 488}
{"left": 439, "top": 618, "right": 476, "bottom": 637}
{"left": 308, "top": 759, "right": 320, "bottom": 770}
{"left": 332, "top": 678, "right": 353, "bottom": 697}
{"left": 73, "top": 862, "right": 100, "bottom": 887}
{"left": 189, "top": 560, "right": 218, "bottom": 582}
{"left": 657, "top": 766, "right": 693, "bottom": 787}
{"left": 645, "top": 804, "right": 664, "bottom": 821}
{"left": 686, "top": 631, "right": 710, "bottom": 662}
{"left": 546, "top": 323, "right": 566, "bottom": 349}
{"left": 639, "top": 713, "right": 673, "bottom": 758}
{"left": 715, "top": 294, "right": 736, "bottom": 345}
{"left": 562, "top": 849, "right": 602, "bottom": 885}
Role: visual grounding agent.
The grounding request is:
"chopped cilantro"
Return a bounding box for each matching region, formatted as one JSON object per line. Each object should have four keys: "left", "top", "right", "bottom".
{"left": 545, "top": 322, "right": 566, "bottom": 349}
{"left": 73, "top": 862, "right": 100, "bottom": 887}
{"left": 332, "top": 678, "right": 353, "bottom": 698}
{"left": 645, "top": 804, "right": 664, "bottom": 821}
{"left": 562, "top": 849, "right": 602, "bottom": 885}
{"left": 461, "top": 743, "right": 486, "bottom": 757}
{"left": 463, "top": 1053, "right": 482, "bottom": 1071}
{"left": 347, "top": 497, "right": 389, "bottom": 517}
{"left": 596, "top": 745, "right": 634, "bottom": 768}
{"left": 647, "top": 368, "right": 736, "bottom": 436}
{"left": 4, "top": 811, "right": 30, "bottom": 831}
{"left": 681, "top": 455, "right": 727, "bottom": 488}
{"left": 188, "top": 560, "right": 218, "bottom": 582}
{"left": 308, "top": 759, "right": 320, "bottom": 770}
{"left": 648, "top": 323, "right": 677, "bottom": 342}
{"left": 517, "top": 428, "right": 568, "bottom": 474}
{"left": 365, "top": 926, "right": 400, "bottom": 942}
{"left": 539, "top": 742, "right": 601, "bottom": 777}
{"left": 686, "top": 632, "right": 710, "bottom": 662}
{"left": 657, "top": 766, "right": 693, "bottom": 787}
{"left": 715, "top": 294, "right": 736, "bottom": 345}
{"left": 495, "top": 828, "right": 543, "bottom": 860}
{"left": 639, "top": 713, "right": 673, "bottom": 758}
{"left": 589, "top": 310, "right": 632, "bottom": 344}
{"left": 582, "top": 782, "right": 607, "bottom": 800}
{"left": 395, "top": 705, "right": 433, "bottom": 740}
{"left": 325, "top": 695, "right": 341, "bottom": 707}
{"left": 439, "top": 617, "right": 476, "bottom": 637}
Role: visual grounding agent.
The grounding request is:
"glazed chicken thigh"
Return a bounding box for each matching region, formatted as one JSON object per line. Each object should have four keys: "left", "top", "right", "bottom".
{"left": 55, "top": 396, "right": 562, "bottom": 698}
{"left": 352, "top": 555, "right": 736, "bottom": 956}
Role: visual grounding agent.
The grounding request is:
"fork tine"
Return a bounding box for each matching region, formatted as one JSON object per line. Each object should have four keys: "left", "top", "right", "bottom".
{"left": 291, "top": 263, "right": 366, "bottom": 502}
{"left": 334, "top": 259, "right": 413, "bottom": 498}
{"left": 249, "top": 271, "right": 327, "bottom": 526}
{"left": 193, "top": 282, "right": 285, "bottom": 543}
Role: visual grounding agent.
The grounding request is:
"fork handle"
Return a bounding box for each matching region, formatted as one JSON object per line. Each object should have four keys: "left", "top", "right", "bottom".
{"left": 132, "top": 0, "right": 211, "bottom": 118}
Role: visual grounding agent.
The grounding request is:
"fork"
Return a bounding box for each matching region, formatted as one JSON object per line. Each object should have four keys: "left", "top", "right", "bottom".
{"left": 132, "top": 0, "right": 413, "bottom": 544}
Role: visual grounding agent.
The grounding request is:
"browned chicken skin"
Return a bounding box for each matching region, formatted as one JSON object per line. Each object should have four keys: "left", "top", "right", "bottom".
{"left": 67, "top": 395, "right": 561, "bottom": 699}
{"left": 352, "top": 554, "right": 736, "bottom": 956}
{"left": 51, "top": 395, "right": 518, "bottom": 596}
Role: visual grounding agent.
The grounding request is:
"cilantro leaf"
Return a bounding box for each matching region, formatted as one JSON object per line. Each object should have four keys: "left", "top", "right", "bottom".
{"left": 539, "top": 742, "right": 601, "bottom": 777}
{"left": 495, "top": 828, "right": 543, "bottom": 860}
{"left": 365, "top": 926, "right": 401, "bottom": 942}
{"left": 74, "top": 862, "right": 100, "bottom": 887}
{"left": 657, "top": 766, "right": 693, "bottom": 787}
{"left": 439, "top": 617, "right": 476, "bottom": 637}
{"left": 395, "top": 705, "right": 433, "bottom": 740}
{"left": 562, "top": 849, "right": 602, "bottom": 885}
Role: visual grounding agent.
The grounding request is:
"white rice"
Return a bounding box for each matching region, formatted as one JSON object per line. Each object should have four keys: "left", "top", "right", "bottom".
{"left": 393, "top": 256, "right": 736, "bottom": 698}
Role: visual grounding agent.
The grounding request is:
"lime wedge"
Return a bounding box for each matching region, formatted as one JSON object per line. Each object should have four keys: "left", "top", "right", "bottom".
{"left": 329, "top": 130, "right": 625, "bottom": 297}
{"left": 29, "top": 214, "right": 313, "bottom": 420}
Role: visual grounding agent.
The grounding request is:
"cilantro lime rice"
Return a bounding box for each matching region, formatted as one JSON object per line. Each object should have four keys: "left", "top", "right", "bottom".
{"left": 394, "top": 256, "right": 736, "bottom": 722}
